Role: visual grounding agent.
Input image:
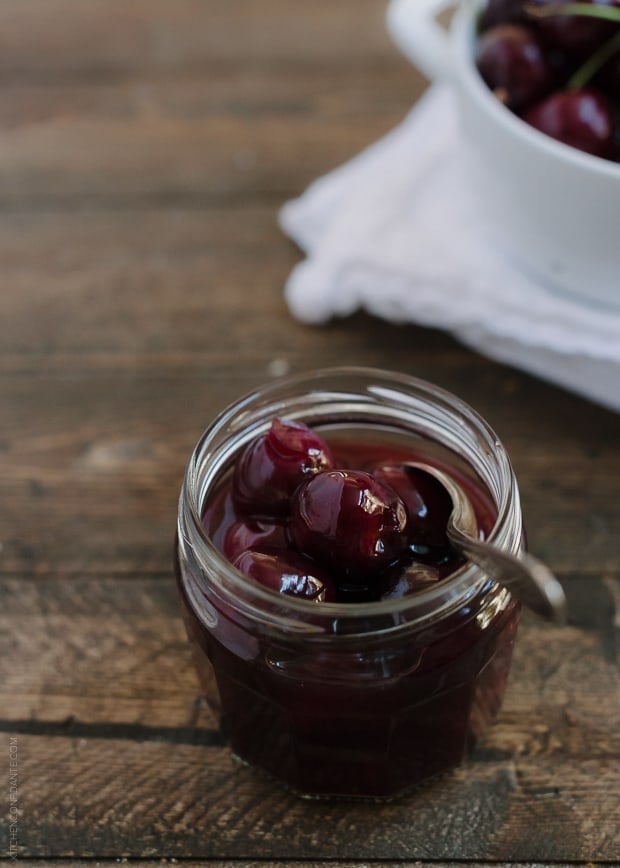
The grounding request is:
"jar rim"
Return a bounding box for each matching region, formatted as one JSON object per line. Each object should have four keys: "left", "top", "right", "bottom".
{"left": 178, "top": 366, "right": 521, "bottom": 633}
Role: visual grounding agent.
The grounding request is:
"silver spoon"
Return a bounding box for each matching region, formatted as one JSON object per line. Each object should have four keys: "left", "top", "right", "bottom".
{"left": 405, "top": 462, "right": 568, "bottom": 624}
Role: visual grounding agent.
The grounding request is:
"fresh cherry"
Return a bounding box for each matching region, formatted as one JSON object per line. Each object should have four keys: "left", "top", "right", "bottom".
{"left": 524, "top": 87, "right": 615, "bottom": 157}
{"left": 476, "top": 0, "right": 620, "bottom": 163}
{"left": 288, "top": 469, "right": 409, "bottom": 580}
{"left": 233, "top": 548, "right": 336, "bottom": 602}
{"left": 530, "top": 0, "right": 618, "bottom": 60}
{"left": 476, "top": 24, "right": 552, "bottom": 109}
{"left": 232, "top": 417, "right": 334, "bottom": 519}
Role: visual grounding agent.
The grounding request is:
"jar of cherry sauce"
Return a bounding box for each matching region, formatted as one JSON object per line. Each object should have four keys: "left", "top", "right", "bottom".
{"left": 175, "top": 367, "right": 523, "bottom": 799}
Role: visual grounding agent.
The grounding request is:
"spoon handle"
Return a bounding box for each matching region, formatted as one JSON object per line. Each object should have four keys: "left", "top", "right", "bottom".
{"left": 447, "top": 525, "right": 568, "bottom": 624}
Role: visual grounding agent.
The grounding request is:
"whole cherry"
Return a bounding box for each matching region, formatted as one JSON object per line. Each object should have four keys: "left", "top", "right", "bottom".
{"left": 289, "top": 469, "right": 409, "bottom": 581}
{"left": 222, "top": 518, "right": 286, "bottom": 563}
{"left": 232, "top": 417, "right": 334, "bottom": 519}
{"left": 476, "top": 24, "right": 553, "bottom": 109}
{"left": 524, "top": 87, "right": 615, "bottom": 157}
{"left": 233, "top": 548, "right": 336, "bottom": 602}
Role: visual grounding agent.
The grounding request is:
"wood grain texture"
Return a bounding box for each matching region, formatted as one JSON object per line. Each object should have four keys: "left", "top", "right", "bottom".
{"left": 0, "top": 1, "right": 408, "bottom": 75}
{"left": 1, "top": 0, "right": 619, "bottom": 863}
{"left": 0, "top": 13, "right": 422, "bottom": 205}
{"left": 10, "top": 864, "right": 604, "bottom": 868}
{"left": 1, "top": 736, "right": 617, "bottom": 860}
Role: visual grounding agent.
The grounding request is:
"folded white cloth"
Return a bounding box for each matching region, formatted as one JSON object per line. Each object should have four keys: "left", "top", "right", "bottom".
{"left": 279, "top": 85, "right": 620, "bottom": 414}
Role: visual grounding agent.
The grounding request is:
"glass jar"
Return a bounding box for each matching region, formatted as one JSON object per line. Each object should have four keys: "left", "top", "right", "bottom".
{"left": 175, "top": 367, "right": 522, "bottom": 799}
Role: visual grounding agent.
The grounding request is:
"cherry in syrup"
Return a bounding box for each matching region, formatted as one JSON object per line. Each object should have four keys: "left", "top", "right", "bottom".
{"left": 233, "top": 548, "right": 336, "bottom": 602}
{"left": 288, "top": 469, "right": 409, "bottom": 582}
{"left": 232, "top": 417, "right": 334, "bottom": 519}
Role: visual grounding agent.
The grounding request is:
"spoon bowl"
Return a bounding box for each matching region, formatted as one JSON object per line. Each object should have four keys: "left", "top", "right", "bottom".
{"left": 405, "top": 462, "right": 568, "bottom": 624}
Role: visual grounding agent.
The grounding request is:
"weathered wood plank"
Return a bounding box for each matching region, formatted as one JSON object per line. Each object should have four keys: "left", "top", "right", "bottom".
{"left": 0, "top": 209, "right": 429, "bottom": 362}
{"left": 0, "top": 22, "right": 421, "bottom": 205}
{"left": 0, "top": 579, "right": 202, "bottom": 728}
{"left": 0, "top": 68, "right": 422, "bottom": 133}
{"left": 0, "top": 4, "right": 423, "bottom": 206}
{"left": 10, "top": 863, "right": 603, "bottom": 868}
{"left": 1, "top": 730, "right": 617, "bottom": 860}
{"left": 0, "top": 1, "right": 406, "bottom": 76}
{"left": 0, "top": 112, "right": 399, "bottom": 202}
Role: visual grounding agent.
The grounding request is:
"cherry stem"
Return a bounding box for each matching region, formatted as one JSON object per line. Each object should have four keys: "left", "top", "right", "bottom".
{"left": 525, "top": 3, "right": 620, "bottom": 23}
{"left": 568, "top": 27, "right": 620, "bottom": 89}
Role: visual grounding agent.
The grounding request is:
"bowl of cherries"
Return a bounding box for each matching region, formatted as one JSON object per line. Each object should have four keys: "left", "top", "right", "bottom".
{"left": 176, "top": 368, "right": 528, "bottom": 799}
{"left": 477, "top": 0, "right": 620, "bottom": 160}
{"left": 388, "top": 0, "right": 620, "bottom": 309}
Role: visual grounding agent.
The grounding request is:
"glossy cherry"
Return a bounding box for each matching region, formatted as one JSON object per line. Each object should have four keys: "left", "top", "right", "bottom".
{"left": 289, "top": 469, "right": 409, "bottom": 580}
{"left": 233, "top": 548, "right": 336, "bottom": 602}
{"left": 222, "top": 518, "right": 286, "bottom": 563}
{"left": 476, "top": 24, "right": 552, "bottom": 109}
{"left": 232, "top": 417, "right": 334, "bottom": 519}
{"left": 524, "top": 87, "right": 615, "bottom": 157}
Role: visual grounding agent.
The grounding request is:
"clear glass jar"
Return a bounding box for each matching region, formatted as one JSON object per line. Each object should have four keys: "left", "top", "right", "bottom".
{"left": 175, "top": 367, "right": 522, "bottom": 799}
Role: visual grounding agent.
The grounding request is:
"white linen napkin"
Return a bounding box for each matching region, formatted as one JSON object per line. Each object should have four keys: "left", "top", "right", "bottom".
{"left": 279, "top": 85, "right": 620, "bottom": 413}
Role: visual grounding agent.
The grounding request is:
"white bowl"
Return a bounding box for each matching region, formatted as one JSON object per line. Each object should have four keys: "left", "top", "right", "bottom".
{"left": 387, "top": 0, "right": 620, "bottom": 310}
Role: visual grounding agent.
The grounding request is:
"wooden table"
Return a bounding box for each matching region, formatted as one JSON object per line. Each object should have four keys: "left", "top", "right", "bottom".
{"left": 2, "top": 2, "right": 619, "bottom": 864}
